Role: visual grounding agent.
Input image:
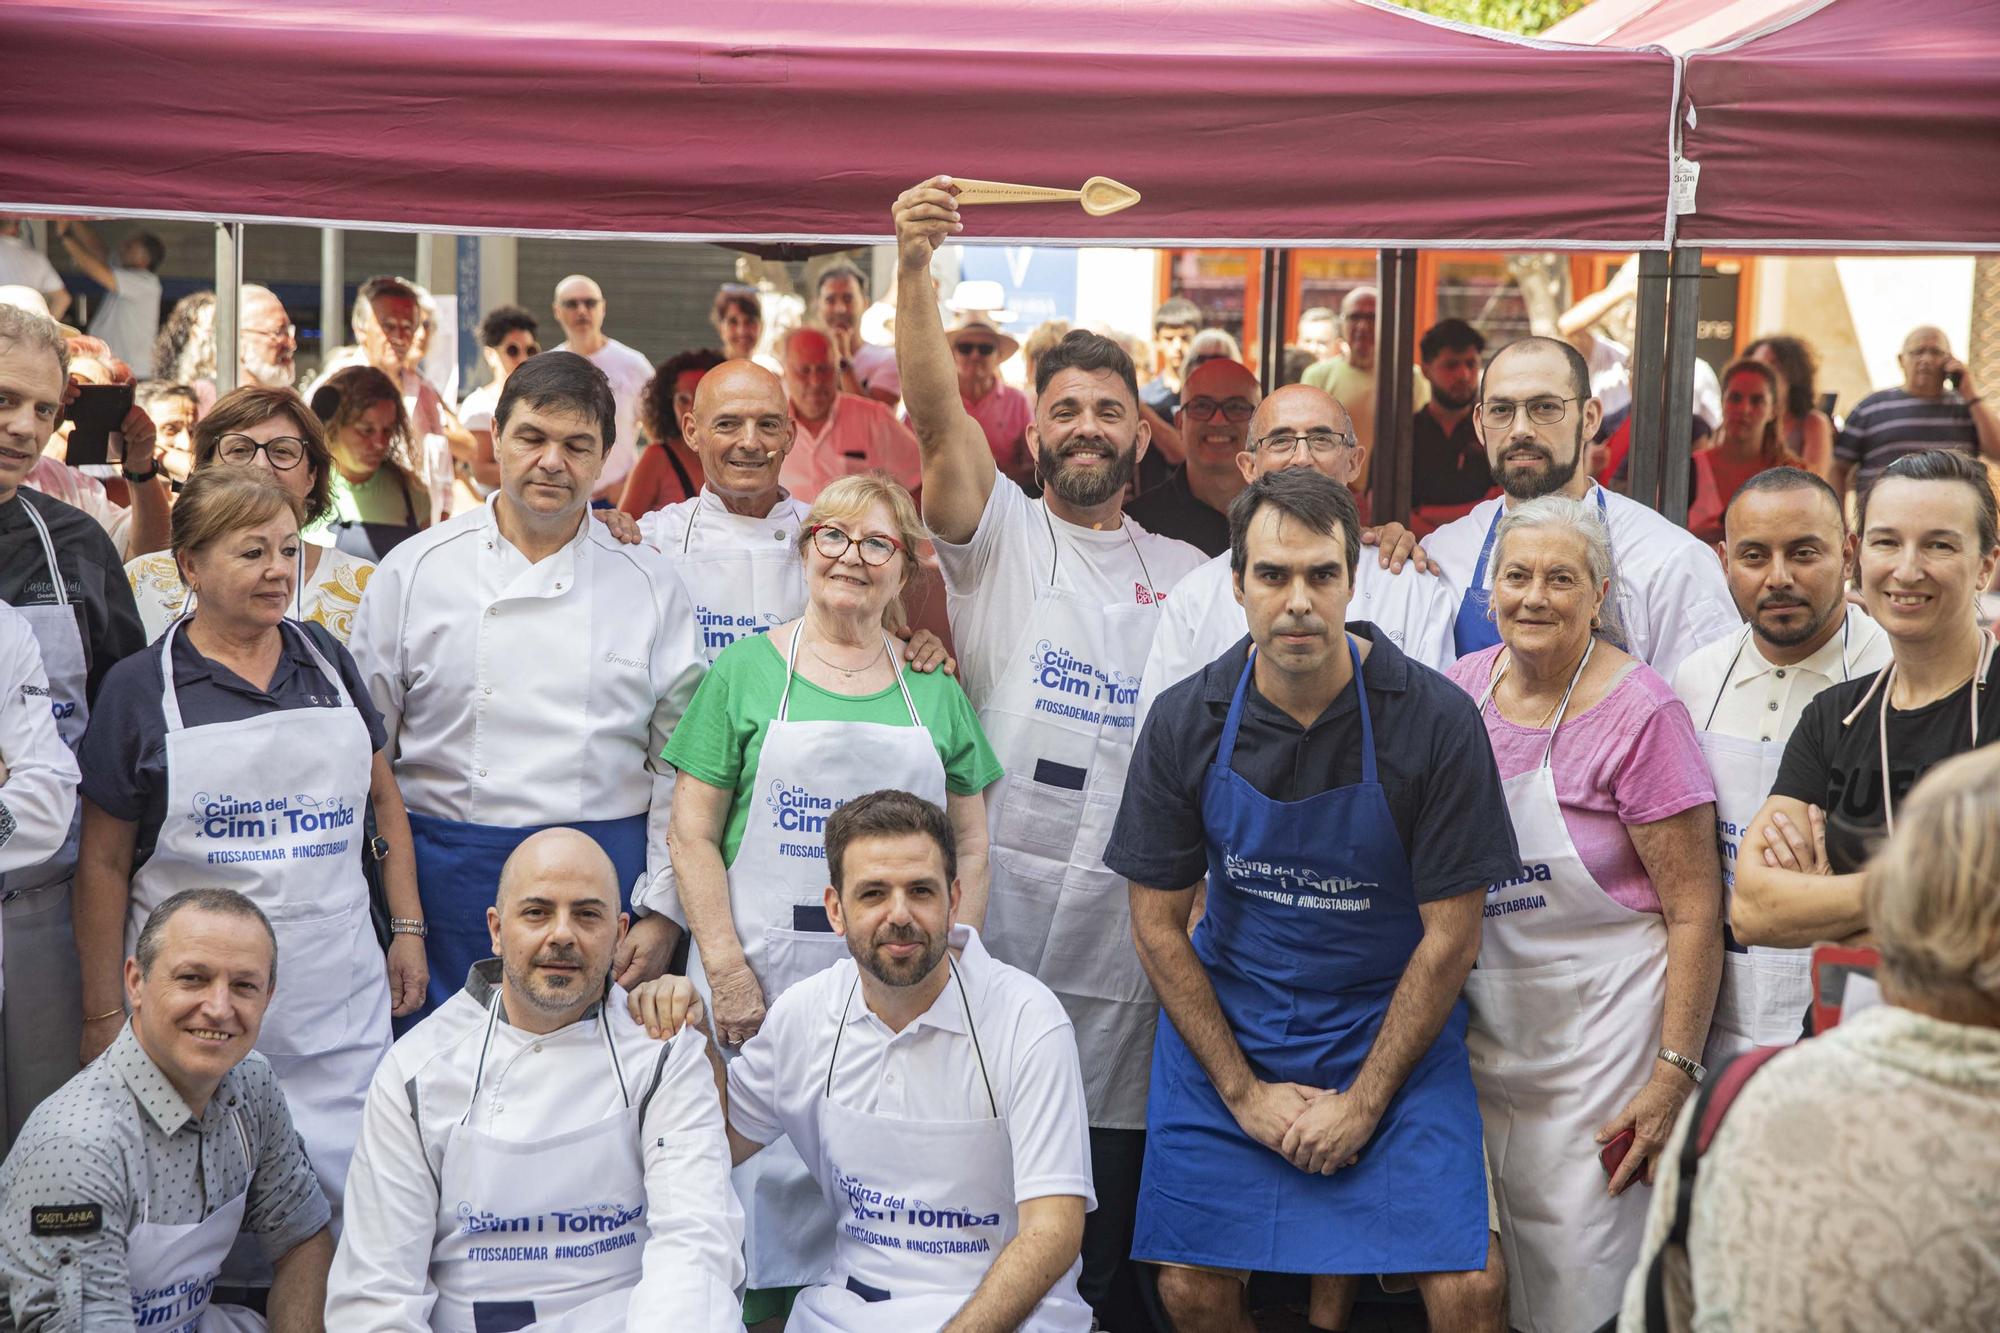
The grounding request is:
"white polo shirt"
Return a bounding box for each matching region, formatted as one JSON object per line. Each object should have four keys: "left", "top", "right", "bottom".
{"left": 1671, "top": 607, "right": 1892, "bottom": 743}
{"left": 727, "top": 925, "right": 1096, "bottom": 1211}
{"left": 1137, "top": 549, "right": 1457, "bottom": 728}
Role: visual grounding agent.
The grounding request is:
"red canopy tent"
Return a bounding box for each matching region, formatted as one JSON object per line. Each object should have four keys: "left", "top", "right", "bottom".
{"left": 0, "top": 0, "right": 1677, "bottom": 249}
{"left": 1545, "top": 0, "right": 2000, "bottom": 251}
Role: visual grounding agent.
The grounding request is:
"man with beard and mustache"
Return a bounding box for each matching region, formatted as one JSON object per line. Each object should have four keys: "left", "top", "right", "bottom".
{"left": 329, "top": 828, "right": 744, "bottom": 1330}
{"left": 1426, "top": 335, "right": 1736, "bottom": 683}
{"left": 1410, "top": 319, "right": 1493, "bottom": 528}
{"left": 1111, "top": 469, "right": 1515, "bottom": 1333}
{"left": 1669, "top": 467, "right": 1889, "bottom": 1063}
{"left": 668, "top": 788, "right": 1094, "bottom": 1332}
{"left": 894, "top": 177, "right": 1210, "bottom": 1331}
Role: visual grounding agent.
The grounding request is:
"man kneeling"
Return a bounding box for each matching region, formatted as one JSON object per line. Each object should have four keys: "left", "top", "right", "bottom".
{"left": 326, "top": 828, "right": 742, "bottom": 1331}
{"left": 0, "top": 889, "right": 333, "bottom": 1331}
{"left": 637, "top": 789, "right": 1096, "bottom": 1330}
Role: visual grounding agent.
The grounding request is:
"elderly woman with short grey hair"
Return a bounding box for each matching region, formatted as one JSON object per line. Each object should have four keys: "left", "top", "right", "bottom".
{"left": 1446, "top": 494, "right": 1724, "bottom": 1333}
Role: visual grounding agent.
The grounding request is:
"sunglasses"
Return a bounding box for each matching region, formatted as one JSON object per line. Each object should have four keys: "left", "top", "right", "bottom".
{"left": 559, "top": 298, "right": 602, "bottom": 311}
{"left": 500, "top": 342, "right": 540, "bottom": 358}
{"left": 954, "top": 343, "right": 998, "bottom": 358}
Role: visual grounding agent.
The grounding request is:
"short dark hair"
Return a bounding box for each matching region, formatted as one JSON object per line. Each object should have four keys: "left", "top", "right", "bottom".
{"left": 1859, "top": 448, "right": 2000, "bottom": 554}
{"left": 815, "top": 260, "right": 868, "bottom": 299}
{"left": 1481, "top": 334, "right": 1591, "bottom": 405}
{"left": 1228, "top": 467, "right": 1361, "bottom": 583}
{"left": 825, "top": 790, "right": 957, "bottom": 894}
{"left": 134, "top": 379, "right": 197, "bottom": 413}
{"left": 134, "top": 888, "right": 278, "bottom": 986}
{"left": 478, "top": 304, "right": 539, "bottom": 349}
{"left": 1420, "top": 318, "right": 1486, "bottom": 363}
{"left": 639, "top": 348, "right": 726, "bottom": 444}
{"left": 1153, "top": 298, "right": 1203, "bottom": 333}
{"left": 495, "top": 350, "right": 618, "bottom": 452}
{"left": 131, "top": 231, "right": 166, "bottom": 272}
{"left": 1033, "top": 329, "right": 1140, "bottom": 408}
{"left": 1724, "top": 464, "right": 1844, "bottom": 533}
{"left": 711, "top": 283, "right": 761, "bottom": 325}
{"left": 193, "top": 385, "right": 335, "bottom": 525}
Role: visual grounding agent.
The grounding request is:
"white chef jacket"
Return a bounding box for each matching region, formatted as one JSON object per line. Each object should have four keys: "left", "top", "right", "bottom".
{"left": 637, "top": 487, "right": 810, "bottom": 660}
{"left": 349, "top": 498, "right": 706, "bottom": 913}
{"left": 1424, "top": 482, "right": 1740, "bottom": 684}
{"left": 1670, "top": 606, "right": 1892, "bottom": 744}
{"left": 1136, "top": 550, "right": 1456, "bottom": 728}
{"left": 559, "top": 337, "right": 654, "bottom": 494}
{"left": 326, "top": 961, "right": 744, "bottom": 1332}
{"left": 935, "top": 478, "right": 1209, "bottom": 714}
{"left": 0, "top": 602, "right": 80, "bottom": 877}
{"left": 727, "top": 925, "right": 1096, "bottom": 1211}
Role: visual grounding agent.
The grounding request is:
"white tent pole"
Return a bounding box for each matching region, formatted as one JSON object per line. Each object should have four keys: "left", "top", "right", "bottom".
{"left": 320, "top": 228, "right": 345, "bottom": 363}
{"left": 214, "top": 222, "right": 242, "bottom": 393}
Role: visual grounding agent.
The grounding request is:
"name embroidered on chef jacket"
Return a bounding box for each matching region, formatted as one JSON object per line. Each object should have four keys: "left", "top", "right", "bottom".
{"left": 30, "top": 1203, "right": 103, "bottom": 1236}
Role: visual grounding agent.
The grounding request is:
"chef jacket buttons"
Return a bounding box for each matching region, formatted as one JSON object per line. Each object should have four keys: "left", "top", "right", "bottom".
{"left": 1767, "top": 700, "right": 1779, "bottom": 711}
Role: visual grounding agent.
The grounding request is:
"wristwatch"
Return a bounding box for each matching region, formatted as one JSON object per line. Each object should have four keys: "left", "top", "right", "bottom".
{"left": 389, "top": 918, "right": 429, "bottom": 939}
{"left": 121, "top": 460, "right": 158, "bottom": 483}
{"left": 1657, "top": 1046, "right": 1706, "bottom": 1085}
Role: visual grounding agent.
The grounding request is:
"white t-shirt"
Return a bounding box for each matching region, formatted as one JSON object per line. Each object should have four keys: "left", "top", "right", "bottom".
{"left": 562, "top": 336, "right": 654, "bottom": 492}
{"left": 727, "top": 925, "right": 1096, "bottom": 1211}
{"left": 1670, "top": 608, "right": 1892, "bottom": 743}
{"left": 0, "top": 235, "right": 64, "bottom": 300}
{"left": 87, "top": 267, "right": 161, "bottom": 377}
{"left": 1423, "top": 482, "right": 1741, "bottom": 685}
{"left": 933, "top": 478, "right": 1209, "bottom": 712}
{"left": 1137, "top": 550, "right": 1458, "bottom": 728}
{"left": 457, "top": 379, "right": 500, "bottom": 434}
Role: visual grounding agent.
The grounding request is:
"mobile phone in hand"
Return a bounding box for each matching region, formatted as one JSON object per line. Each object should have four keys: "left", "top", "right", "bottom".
{"left": 1599, "top": 1127, "right": 1635, "bottom": 1182}
{"left": 64, "top": 383, "right": 135, "bottom": 469}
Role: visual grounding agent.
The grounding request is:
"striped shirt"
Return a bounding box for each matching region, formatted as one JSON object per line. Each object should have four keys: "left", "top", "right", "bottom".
{"left": 1834, "top": 388, "right": 1977, "bottom": 488}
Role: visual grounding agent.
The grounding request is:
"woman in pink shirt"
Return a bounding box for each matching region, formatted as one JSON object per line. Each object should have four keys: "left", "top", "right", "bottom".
{"left": 1444, "top": 494, "right": 1723, "bottom": 1333}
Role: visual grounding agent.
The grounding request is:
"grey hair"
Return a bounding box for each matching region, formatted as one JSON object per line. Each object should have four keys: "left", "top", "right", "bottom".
{"left": 134, "top": 888, "right": 278, "bottom": 988}
{"left": 0, "top": 302, "right": 70, "bottom": 380}
{"left": 1487, "top": 494, "right": 1627, "bottom": 645}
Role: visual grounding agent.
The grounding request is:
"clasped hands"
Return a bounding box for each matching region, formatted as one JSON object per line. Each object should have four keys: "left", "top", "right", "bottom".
{"left": 1228, "top": 1079, "right": 1379, "bottom": 1176}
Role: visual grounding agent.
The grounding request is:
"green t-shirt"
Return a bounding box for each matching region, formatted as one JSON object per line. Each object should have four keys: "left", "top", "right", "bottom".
{"left": 662, "top": 631, "right": 1004, "bottom": 864}
{"left": 307, "top": 465, "right": 430, "bottom": 537}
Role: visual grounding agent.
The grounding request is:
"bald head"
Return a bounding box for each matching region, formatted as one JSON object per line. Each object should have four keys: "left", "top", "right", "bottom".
{"left": 553, "top": 274, "right": 603, "bottom": 303}
{"left": 496, "top": 827, "right": 619, "bottom": 912}
{"left": 1249, "top": 383, "right": 1352, "bottom": 443}
{"left": 782, "top": 327, "right": 839, "bottom": 422}
{"left": 1184, "top": 357, "right": 1260, "bottom": 404}
{"left": 1240, "top": 385, "right": 1361, "bottom": 486}
{"left": 1899, "top": 324, "right": 1956, "bottom": 396}
{"left": 553, "top": 274, "right": 606, "bottom": 347}
{"left": 689, "top": 360, "right": 794, "bottom": 502}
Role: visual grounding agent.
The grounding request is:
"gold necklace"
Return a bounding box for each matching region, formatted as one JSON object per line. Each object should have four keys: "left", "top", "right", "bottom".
{"left": 804, "top": 632, "right": 884, "bottom": 679}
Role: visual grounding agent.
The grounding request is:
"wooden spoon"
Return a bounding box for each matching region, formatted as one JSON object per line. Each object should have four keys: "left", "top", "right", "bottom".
{"left": 949, "top": 175, "right": 1141, "bottom": 217}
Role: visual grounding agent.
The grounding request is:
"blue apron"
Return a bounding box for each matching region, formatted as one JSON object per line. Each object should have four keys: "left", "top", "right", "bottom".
{"left": 1132, "top": 639, "right": 1486, "bottom": 1274}
{"left": 1453, "top": 487, "right": 1615, "bottom": 659}
{"left": 404, "top": 810, "right": 649, "bottom": 1019}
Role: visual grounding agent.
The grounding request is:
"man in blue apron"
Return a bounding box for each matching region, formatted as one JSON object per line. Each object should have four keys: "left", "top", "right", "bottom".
{"left": 0, "top": 888, "right": 333, "bottom": 1332}
{"left": 1667, "top": 468, "right": 1890, "bottom": 1060}
{"left": 350, "top": 352, "right": 708, "bottom": 1016}
{"left": 0, "top": 303, "right": 148, "bottom": 1150}
{"left": 1107, "top": 469, "right": 1521, "bottom": 1332}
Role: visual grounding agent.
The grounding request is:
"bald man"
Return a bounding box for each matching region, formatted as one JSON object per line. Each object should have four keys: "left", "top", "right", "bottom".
{"left": 1139, "top": 384, "right": 1460, "bottom": 729}
{"left": 329, "top": 828, "right": 744, "bottom": 1332}
{"left": 1831, "top": 323, "right": 2000, "bottom": 501}
{"left": 1125, "top": 358, "right": 1265, "bottom": 556}
{"left": 775, "top": 326, "right": 923, "bottom": 502}
{"left": 552, "top": 274, "right": 655, "bottom": 499}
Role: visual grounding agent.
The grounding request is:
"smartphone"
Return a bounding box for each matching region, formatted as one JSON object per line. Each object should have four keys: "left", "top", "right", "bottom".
{"left": 1599, "top": 1127, "right": 1635, "bottom": 1181}
{"left": 64, "top": 383, "right": 135, "bottom": 469}
{"left": 1946, "top": 368, "right": 1964, "bottom": 391}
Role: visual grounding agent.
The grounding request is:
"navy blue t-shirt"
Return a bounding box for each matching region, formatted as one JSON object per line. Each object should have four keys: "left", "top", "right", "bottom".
{"left": 1105, "top": 624, "right": 1519, "bottom": 901}
{"left": 77, "top": 620, "right": 387, "bottom": 866}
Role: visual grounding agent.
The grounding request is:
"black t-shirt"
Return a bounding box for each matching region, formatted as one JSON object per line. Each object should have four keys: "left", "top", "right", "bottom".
{"left": 0, "top": 488, "right": 146, "bottom": 703}
{"left": 1772, "top": 651, "right": 2000, "bottom": 872}
{"left": 1104, "top": 624, "right": 1521, "bottom": 899}
{"left": 1122, "top": 465, "right": 1229, "bottom": 557}
{"left": 1410, "top": 407, "right": 1492, "bottom": 508}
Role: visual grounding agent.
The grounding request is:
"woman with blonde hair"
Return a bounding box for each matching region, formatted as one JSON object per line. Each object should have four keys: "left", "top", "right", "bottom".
{"left": 1619, "top": 745, "right": 2000, "bottom": 1331}
{"left": 308, "top": 364, "right": 430, "bottom": 559}
{"left": 663, "top": 473, "right": 1002, "bottom": 1320}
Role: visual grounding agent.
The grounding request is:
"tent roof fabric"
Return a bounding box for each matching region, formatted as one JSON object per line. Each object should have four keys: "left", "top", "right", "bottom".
{"left": 0, "top": 0, "right": 1675, "bottom": 248}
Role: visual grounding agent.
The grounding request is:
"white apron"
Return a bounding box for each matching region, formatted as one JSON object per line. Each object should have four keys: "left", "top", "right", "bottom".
{"left": 677, "top": 499, "right": 805, "bottom": 663}
{"left": 789, "top": 965, "right": 1091, "bottom": 1333}
{"left": 428, "top": 992, "right": 648, "bottom": 1333}
{"left": 687, "top": 625, "right": 947, "bottom": 1289}
{"left": 1, "top": 502, "right": 91, "bottom": 1138}
{"left": 125, "top": 619, "right": 390, "bottom": 1234}
{"left": 125, "top": 1108, "right": 263, "bottom": 1333}
{"left": 975, "top": 506, "right": 1162, "bottom": 1130}
{"left": 1464, "top": 643, "right": 1670, "bottom": 1333}
{"left": 1694, "top": 625, "right": 1836, "bottom": 1063}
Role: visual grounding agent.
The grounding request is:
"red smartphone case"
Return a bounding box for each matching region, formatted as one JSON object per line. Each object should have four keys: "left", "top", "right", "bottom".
{"left": 1599, "top": 1127, "right": 1635, "bottom": 1178}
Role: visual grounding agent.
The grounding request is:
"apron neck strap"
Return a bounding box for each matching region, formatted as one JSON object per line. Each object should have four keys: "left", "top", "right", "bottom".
{"left": 1220, "top": 637, "right": 1373, "bottom": 781}
{"left": 466, "top": 982, "right": 625, "bottom": 1123}
{"left": 779, "top": 625, "right": 916, "bottom": 725}
{"left": 1867, "top": 629, "right": 1997, "bottom": 838}
{"left": 21, "top": 499, "right": 68, "bottom": 607}
{"left": 1703, "top": 626, "right": 1755, "bottom": 731}
{"left": 1040, "top": 498, "right": 1162, "bottom": 606}
{"left": 824, "top": 955, "right": 996, "bottom": 1116}
{"left": 157, "top": 618, "right": 352, "bottom": 733}
{"left": 1480, "top": 638, "right": 1596, "bottom": 767}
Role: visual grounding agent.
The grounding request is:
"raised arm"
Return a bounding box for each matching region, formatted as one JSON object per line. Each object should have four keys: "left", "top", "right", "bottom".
{"left": 893, "top": 178, "right": 997, "bottom": 544}
{"left": 54, "top": 220, "right": 118, "bottom": 291}
{"left": 1129, "top": 879, "right": 1313, "bottom": 1161}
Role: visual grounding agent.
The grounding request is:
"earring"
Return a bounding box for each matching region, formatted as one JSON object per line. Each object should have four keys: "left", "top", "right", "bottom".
{"left": 1590, "top": 615, "right": 1602, "bottom": 630}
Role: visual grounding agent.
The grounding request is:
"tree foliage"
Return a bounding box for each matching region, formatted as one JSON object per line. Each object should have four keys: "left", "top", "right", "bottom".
{"left": 1385, "top": 0, "right": 1590, "bottom": 37}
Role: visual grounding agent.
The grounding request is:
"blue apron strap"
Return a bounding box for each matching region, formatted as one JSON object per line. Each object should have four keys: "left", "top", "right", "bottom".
{"left": 1216, "top": 650, "right": 1258, "bottom": 770}
{"left": 1349, "top": 635, "right": 1377, "bottom": 786}
{"left": 1473, "top": 503, "right": 1503, "bottom": 593}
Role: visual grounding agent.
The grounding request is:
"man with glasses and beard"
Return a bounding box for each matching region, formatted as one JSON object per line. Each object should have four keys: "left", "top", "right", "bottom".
{"left": 634, "top": 789, "right": 1095, "bottom": 1332}
{"left": 894, "top": 178, "right": 1209, "bottom": 1330}
{"left": 1425, "top": 335, "right": 1736, "bottom": 683}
